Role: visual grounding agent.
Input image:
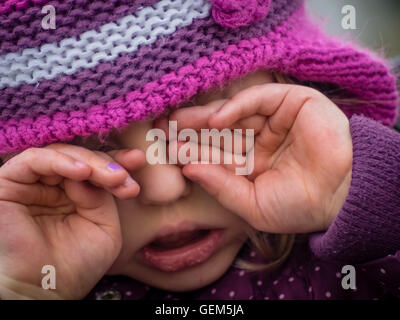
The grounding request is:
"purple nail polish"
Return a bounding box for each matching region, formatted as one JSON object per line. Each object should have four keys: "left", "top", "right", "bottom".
{"left": 107, "top": 163, "right": 122, "bottom": 171}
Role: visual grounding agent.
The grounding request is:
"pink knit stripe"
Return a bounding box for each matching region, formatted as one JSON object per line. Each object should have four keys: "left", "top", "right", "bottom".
{"left": 0, "top": 8, "right": 397, "bottom": 154}
{"left": 0, "top": 0, "right": 50, "bottom": 14}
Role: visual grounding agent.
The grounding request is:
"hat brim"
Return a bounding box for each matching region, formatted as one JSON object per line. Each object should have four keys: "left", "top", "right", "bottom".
{"left": 0, "top": 1, "right": 397, "bottom": 154}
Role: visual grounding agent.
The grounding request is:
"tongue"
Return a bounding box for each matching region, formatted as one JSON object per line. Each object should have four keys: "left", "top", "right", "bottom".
{"left": 150, "top": 230, "right": 209, "bottom": 250}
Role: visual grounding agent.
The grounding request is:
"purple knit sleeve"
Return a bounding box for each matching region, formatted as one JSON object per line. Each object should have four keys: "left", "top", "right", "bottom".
{"left": 309, "top": 115, "right": 400, "bottom": 263}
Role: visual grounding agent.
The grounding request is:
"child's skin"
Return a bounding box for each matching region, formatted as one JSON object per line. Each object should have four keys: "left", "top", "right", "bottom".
{"left": 0, "top": 70, "right": 353, "bottom": 299}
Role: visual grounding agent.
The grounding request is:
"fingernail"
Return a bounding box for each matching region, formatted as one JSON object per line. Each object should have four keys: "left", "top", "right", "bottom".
{"left": 107, "top": 163, "right": 123, "bottom": 172}
{"left": 124, "top": 176, "right": 137, "bottom": 186}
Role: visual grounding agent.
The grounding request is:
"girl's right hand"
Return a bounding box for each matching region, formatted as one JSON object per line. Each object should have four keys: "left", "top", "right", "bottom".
{"left": 0, "top": 144, "right": 145, "bottom": 299}
{"left": 163, "top": 84, "right": 353, "bottom": 235}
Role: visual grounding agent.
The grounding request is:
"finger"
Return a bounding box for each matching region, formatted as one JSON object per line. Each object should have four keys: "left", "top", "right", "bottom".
{"left": 39, "top": 175, "right": 64, "bottom": 186}
{"left": 105, "top": 176, "right": 141, "bottom": 200}
{"left": 153, "top": 100, "right": 227, "bottom": 143}
{"left": 156, "top": 103, "right": 264, "bottom": 158}
{"left": 40, "top": 149, "right": 144, "bottom": 189}
{"left": 104, "top": 149, "right": 145, "bottom": 200}
{"left": 91, "top": 150, "right": 141, "bottom": 200}
{"left": 228, "top": 115, "right": 266, "bottom": 134}
{"left": 0, "top": 147, "right": 92, "bottom": 184}
{"left": 166, "top": 104, "right": 264, "bottom": 156}
{"left": 0, "top": 178, "right": 70, "bottom": 208}
{"left": 182, "top": 164, "right": 264, "bottom": 230}
{"left": 209, "top": 83, "right": 292, "bottom": 126}
{"left": 168, "top": 101, "right": 265, "bottom": 135}
{"left": 170, "top": 140, "right": 245, "bottom": 172}
{"left": 170, "top": 138, "right": 257, "bottom": 177}
{"left": 167, "top": 100, "right": 227, "bottom": 133}
{"left": 174, "top": 129, "right": 252, "bottom": 155}
{"left": 209, "top": 84, "right": 323, "bottom": 151}
{"left": 107, "top": 149, "right": 146, "bottom": 172}
{"left": 46, "top": 144, "right": 131, "bottom": 189}
{"left": 63, "top": 179, "right": 120, "bottom": 235}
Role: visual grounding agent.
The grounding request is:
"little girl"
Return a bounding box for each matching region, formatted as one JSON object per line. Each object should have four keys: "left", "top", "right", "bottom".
{"left": 0, "top": 0, "right": 399, "bottom": 300}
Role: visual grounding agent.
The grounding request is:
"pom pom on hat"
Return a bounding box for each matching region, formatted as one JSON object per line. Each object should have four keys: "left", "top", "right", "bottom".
{"left": 211, "top": 0, "right": 271, "bottom": 29}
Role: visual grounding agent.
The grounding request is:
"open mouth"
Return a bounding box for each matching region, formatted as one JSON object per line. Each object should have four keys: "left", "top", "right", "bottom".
{"left": 138, "top": 228, "right": 224, "bottom": 272}
{"left": 148, "top": 229, "right": 211, "bottom": 250}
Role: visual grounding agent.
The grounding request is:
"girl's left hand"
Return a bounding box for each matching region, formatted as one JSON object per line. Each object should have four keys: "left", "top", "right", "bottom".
{"left": 159, "top": 83, "right": 353, "bottom": 234}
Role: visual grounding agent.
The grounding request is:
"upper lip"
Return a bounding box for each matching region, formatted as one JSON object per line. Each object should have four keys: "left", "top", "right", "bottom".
{"left": 142, "top": 220, "right": 220, "bottom": 248}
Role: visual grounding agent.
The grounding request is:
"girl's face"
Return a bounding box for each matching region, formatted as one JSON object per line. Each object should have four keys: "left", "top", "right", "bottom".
{"left": 105, "top": 70, "right": 275, "bottom": 292}
{"left": 0, "top": 71, "right": 274, "bottom": 293}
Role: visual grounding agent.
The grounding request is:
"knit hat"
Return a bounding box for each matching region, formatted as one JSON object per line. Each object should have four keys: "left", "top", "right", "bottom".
{"left": 0, "top": 0, "right": 398, "bottom": 155}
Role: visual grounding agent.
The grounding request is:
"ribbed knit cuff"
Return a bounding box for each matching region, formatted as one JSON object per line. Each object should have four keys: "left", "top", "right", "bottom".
{"left": 309, "top": 115, "right": 400, "bottom": 263}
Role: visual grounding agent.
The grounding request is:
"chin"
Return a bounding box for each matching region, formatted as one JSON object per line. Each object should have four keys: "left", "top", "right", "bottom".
{"left": 114, "top": 236, "right": 246, "bottom": 292}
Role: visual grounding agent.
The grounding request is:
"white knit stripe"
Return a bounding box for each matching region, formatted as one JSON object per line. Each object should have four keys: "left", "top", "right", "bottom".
{"left": 0, "top": 0, "right": 211, "bottom": 89}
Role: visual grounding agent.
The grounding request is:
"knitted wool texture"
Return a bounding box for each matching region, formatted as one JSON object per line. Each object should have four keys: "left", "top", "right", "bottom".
{"left": 310, "top": 115, "right": 400, "bottom": 263}
{"left": 0, "top": 0, "right": 398, "bottom": 155}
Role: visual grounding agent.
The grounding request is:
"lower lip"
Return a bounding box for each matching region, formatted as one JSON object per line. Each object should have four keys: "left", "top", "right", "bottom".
{"left": 138, "top": 229, "right": 225, "bottom": 272}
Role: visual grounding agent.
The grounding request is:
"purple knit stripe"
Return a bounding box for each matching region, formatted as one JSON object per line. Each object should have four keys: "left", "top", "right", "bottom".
{"left": 0, "top": 0, "right": 159, "bottom": 54}
{"left": 0, "top": 0, "right": 50, "bottom": 15}
{"left": 0, "top": 0, "right": 301, "bottom": 122}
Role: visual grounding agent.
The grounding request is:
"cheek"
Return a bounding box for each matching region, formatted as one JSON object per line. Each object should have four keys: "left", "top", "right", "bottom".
{"left": 114, "top": 199, "right": 153, "bottom": 251}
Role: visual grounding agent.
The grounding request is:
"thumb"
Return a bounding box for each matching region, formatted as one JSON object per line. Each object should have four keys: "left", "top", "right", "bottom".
{"left": 63, "top": 179, "right": 120, "bottom": 234}
{"left": 182, "top": 164, "right": 263, "bottom": 229}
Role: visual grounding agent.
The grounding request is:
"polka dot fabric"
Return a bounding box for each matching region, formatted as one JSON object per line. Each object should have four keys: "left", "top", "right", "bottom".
{"left": 85, "top": 236, "right": 400, "bottom": 300}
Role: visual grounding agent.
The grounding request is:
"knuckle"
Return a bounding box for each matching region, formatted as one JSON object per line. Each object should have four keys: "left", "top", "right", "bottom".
{"left": 28, "top": 147, "right": 63, "bottom": 165}
{"left": 36, "top": 184, "right": 47, "bottom": 205}
{"left": 93, "top": 151, "right": 116, "bottom": 166}
{"left": 46, "top": 143, "right": 87, "bottom": 157}
{"left": 22, "top": 147, "right": 43, "bottom": 161}
{"left": 52, "top": 149, "right": 71, "bottom": 162}
{"left": 229, "top": 92, "right": 245, "bottom": 106}
{"left": 44, "top": 142, "right": 72, "bottom": 150}
{"left": 22, "top": 147, "right": 68, "bottom": 170}
{"left": 48, "top": 143, "right": 105, "bottom": 166}
{"left": 0, "top": 179, "right": 14, "bottom": 200}
{"left": 291, "top": 85, "right": 323, "bottom": 102}
{"left": 93, "top": 150, "right": 113, "bottom": 161}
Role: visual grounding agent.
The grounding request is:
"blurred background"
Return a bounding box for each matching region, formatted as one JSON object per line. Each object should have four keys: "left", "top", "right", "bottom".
{"left": 307, "top": 0, "right": 400, "bottom": 58}
{"left": 307, "top": 0, "right": 400, "bottom": 127}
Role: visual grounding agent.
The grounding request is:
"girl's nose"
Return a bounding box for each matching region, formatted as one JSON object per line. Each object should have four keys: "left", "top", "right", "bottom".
{"left": 114, "top": 119, "right": 191, "bottom": 205}
{"left": 135, "top": 163, "right": 191, "bottom": 205}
